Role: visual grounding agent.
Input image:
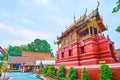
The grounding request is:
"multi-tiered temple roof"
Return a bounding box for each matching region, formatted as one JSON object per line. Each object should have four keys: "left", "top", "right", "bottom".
{"left": 55, "top": 7, "right": 107, "bottom": 48}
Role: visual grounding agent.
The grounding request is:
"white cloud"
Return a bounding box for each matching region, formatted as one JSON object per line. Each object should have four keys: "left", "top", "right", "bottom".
{"left": 21, "top": 18, "right": 35, "bottom": 25}
{"left": 0, "top": 40, "right": 29, "bottom": 48}
{"left": 50, "top": 15, "right": 72, "bottom": 27}
{"left": 0, "top": 23, "right": 15, "bottom": 33}
{"left": 19, "top": 0, "right": 27, "bottom": 7}
{"left": 0, "top": 22, "right": 52, "bottom": 40}
{"left": 34, "top": 0, "right": 50, "bottom": 6}
{"left": 33, "top": 0, "right": 61, "bottom": 13}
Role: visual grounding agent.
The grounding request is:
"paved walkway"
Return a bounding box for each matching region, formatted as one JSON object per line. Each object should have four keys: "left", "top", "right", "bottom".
{"left": 8, "top": 77, "right": 14, "bottom": 80}
{"left": 0, "top": 72, "right": 14, "bottom": 80}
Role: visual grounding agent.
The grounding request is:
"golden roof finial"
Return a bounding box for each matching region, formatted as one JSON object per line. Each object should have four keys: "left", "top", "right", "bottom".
{"left": 73, "top": 13, "right": 76, "bottom": 23}
{"left": 66, "top": 25, "right": 67, "bottom": 29}
{"left": 61, "top": 31, "right": 63, "bottom": 34}
{"left": 57, "top": 36, "right": 59, "bottom": 40}
{"left": 54, "top": 41, "right": 56, "bottom": 44}
{"left": 97, "top": 1, "right": 100, "bottom": 9}
{"left": 84, "top": 8, "right": 87, "bottom": 18}
{"left": 85, "top": 8, "right": 87, "bottom": 15}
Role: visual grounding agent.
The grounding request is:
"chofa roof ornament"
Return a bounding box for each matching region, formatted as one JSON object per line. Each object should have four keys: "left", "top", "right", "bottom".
{"left": 97, "top": 1, "right": 100, "bottom": 9}
{"left": 85, "top": 8, "right": 87, "bottom": 15}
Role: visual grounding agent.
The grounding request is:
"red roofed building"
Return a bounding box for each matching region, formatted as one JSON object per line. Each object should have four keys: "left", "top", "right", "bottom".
{"left": 22, "top": 51, "right": 53, "bottom": 60}
{"left": 0, "top": 47, "right": 5, "bottom": 54}
{"left": 8, "top": 52, "right": 54, "bottom": 72}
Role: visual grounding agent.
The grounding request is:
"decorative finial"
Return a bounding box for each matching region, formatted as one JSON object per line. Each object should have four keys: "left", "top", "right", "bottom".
{"left": 85, "top": 8, "right": 87, "bottom": 15}
{"left": 57, "top": 36, "right": 59, "bottom": 39}
{"left": 97, "top": 1, "right": 100, "bottom": 9}
{"left": 107, "top": 35, "right": 110, "bottom": 40}
{"left": 54, "top": 41, "right": 55, "bottom": 44}
{"left": 73, "top": 13, "right": 76, "bottom": 23}
{"left": 61, "top": 31, "right": 63, "bottom": 34}
{"left": 66, "top": 25, "right": 67, "bottom": 29}
{"left": 83, "top": 8, "right": 87, "bottom": 18}
{"left": 106, "top": 25, "right": 108, "bottom": 30}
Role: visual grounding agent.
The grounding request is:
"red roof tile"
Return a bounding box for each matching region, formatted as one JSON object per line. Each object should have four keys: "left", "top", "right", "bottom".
{"left": 22, "top": 51, "right": 54, "bottom": 60}
{"left": 9, "top": 57, "right": 41, "bottom": 64}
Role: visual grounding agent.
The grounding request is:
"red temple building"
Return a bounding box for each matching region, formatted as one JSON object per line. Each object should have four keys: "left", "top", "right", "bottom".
{"left": 55, "top": 5, "right": 120, "bottom": 80}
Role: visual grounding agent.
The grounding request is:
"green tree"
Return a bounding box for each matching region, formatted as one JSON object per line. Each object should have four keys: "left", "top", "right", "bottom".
{"left": 67, "top": 67, "right": 76, "bottom": 80}
{"left": 0, "top": 62, "right": 3, "bottom": 69}
{"left": 0, "top": 54, "right": 4, "bottom": 60}
{"left": 81, "top": 67, "right": 90, "bottom": 80}
{"left": 0, "top": 62, "right": 2, "bottom": 77}
{"left": 116, "top": 25, "right": 120, "bottom": 32}
{"left": 113, "top": 0, "right": 120, "bottom": 32}
{"left": 99, "top": 64, "right": 113, "bottom": 80}
{"left": 6, "top": 39, "right": 54, "bottom": 57}
{"left": 7, "top": 46, "right": 22, "bottom": 56}
{"left": 112, "top": 0, "right": 120, "bottom": 13}
{"left": 57, "top": 65, "right": 65, "bottom": 78}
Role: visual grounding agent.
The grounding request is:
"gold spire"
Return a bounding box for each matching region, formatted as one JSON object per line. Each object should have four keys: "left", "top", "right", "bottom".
{"left": 83, "top": 8, "right": 87, "bottom": 18}
{"left": 73, "top": 13, "right": 76, "bottom": 23}
{"left": 66, "top": 25, "right": 67, "bottom": 29}
{"left": 85, "top": 8, "right": 87, "bottom": 15}
{"left": 57, "top": 36, "right": 59, "bottom": 40}
{"left": 97, "top": 1, "right": 100, "bottom": 9}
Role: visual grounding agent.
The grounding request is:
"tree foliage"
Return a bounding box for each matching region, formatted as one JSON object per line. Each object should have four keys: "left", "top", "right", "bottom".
{"left": 112, "top": 0, "right": 120, "bottom": 13}
{"left": 7, "top": 39, "right": 53, "bottom": 57}
{"left": 99, "top": 64, "right": 113, "bottom": 80}
{"left": 113, "top": 0, "right": 120, "bottom": 32}
{"left": 67, "top": 67, "right": 76, "bottom": 80}
{"left": 116, "top": 25, "right": 120, "bottom": 32}
{"left": 0, "top": 62, "right": 3, "bottom": 69}
{"left": 81, "top": 67, "right": 90, "bottom": 80}
{"left": 57, "top": 65, "right": 65, "bottom": 78}
{"left": 0, "top": 54, "right": 4, "bottom": 60}
{"left": 7, "top": 46, "right": 22, "bottom": 56}
{"left": 0, "top": 62, "right": 2, "bottom": 77}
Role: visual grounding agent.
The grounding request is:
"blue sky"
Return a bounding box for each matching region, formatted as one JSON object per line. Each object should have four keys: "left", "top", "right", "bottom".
{"left": 0, "top": 0, "right": 120, "bottom": 54}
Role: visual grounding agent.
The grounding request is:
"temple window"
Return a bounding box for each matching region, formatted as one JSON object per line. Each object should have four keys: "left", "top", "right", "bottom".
{"left": 94, "top": 28, "right": 97, "bottom": 35}
{"left": 90, "top": 27, "right": 93, "bottom": 34}
{"left": 72, "top": 33, "right": 75, "bottom": 40}
{"left": 81, "top": 46, "right": 85, "bottom": 54}
{"left": 79, "top": 29, "right": 89, "bottom": 37}
{"left": 70, "top": 35, "right": 72, "bottom": 40}
{"left": 68, "top": 49, "right": 72, "bottom": 56}
{"left": 61, "top": 52, "right": 64, "bottom": 58}
{"left": 63, "top": 39, "right": 65, "bottom": 44}
{"left": 65, "top": 38, "right": 68, "bottom": 44}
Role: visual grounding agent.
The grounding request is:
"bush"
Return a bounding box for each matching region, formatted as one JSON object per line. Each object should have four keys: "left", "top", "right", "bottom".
{"left": 81, "top": 67, "right": 90, "bottom": 80}
{"left": 41, "top": 66, "right": 48, "bottom": 75}
{"left": 41, "top": 66, "right": 55, "bottom": 78}
{"left": 67, "top": 67, "right": 76, "bottom": 80}
{"left": 47, "top": 66, "right": 55, "bottom": 78}
{"left": 0, "top": 72, "right": 1, "bottom": 77}
{"left": 57, "top": 65, "right": 65, "bottom": 78}
{"left": 99, "top": 64, "right": 113, "bottom": 80}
